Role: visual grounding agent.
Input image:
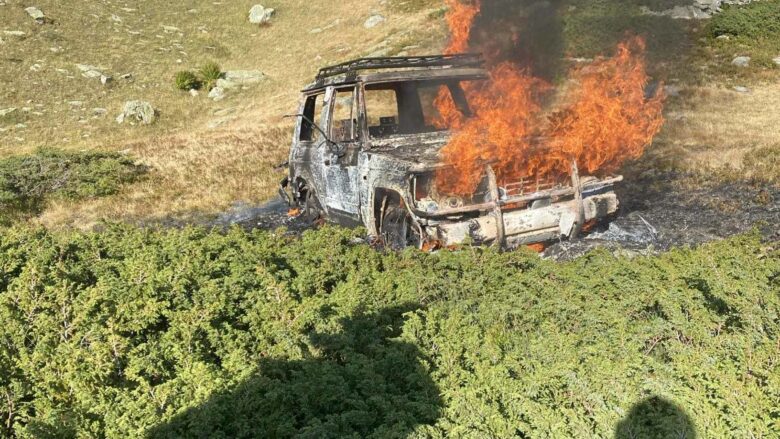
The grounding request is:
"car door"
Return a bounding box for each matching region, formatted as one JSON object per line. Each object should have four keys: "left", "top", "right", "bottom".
{"left": 321, "top": 86, "right": 362, "bottom": 223}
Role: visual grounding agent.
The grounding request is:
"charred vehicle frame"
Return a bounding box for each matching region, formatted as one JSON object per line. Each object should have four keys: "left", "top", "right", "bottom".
{"left": 280, "top": 54, "right": 622, "bottom": 249}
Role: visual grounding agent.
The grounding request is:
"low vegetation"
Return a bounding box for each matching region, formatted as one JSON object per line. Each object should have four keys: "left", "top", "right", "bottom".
{"left": 174, "top": 70, "right": 201, "bottom": 91}
{"left": 198, "top": 61, "right": 223, "bottom": 90}
{"left": 0, "top": 149, "right": 144, "bottom": 224}
{"left": 0, "top": 225, "right": 777, "bottom": 437}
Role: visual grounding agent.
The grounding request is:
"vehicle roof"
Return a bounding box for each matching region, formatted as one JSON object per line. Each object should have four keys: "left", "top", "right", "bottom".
{"left": 302, "top": 54, "right": 487, "bottom": 93}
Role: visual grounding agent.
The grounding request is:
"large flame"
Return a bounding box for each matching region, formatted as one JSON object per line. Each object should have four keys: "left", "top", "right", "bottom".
{"left": 435, "top": 2, "right": 666, "bottom": 195}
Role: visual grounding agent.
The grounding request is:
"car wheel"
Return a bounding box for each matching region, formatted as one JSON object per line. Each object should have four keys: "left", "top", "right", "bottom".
{"left": 381, "top": 205, "right": 421, "bottom": 250}
{"left": 304, "top": 190, "right": 323, "bottom": 222}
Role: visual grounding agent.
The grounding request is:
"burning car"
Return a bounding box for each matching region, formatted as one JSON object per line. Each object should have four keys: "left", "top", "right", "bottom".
{"left": 280, "top": 54, "right": 624, "bottom": 249}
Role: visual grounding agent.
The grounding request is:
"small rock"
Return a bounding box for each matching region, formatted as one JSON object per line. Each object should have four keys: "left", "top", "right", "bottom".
{"left": 25, "top": 7, "right": 45, "bottom": 23}
{"left": 3, "top": 31, "right": 26, "bottom": 37}
{"left": 208, "top": 87, "right": 226, "bottom": 101}
{"left": 116, "top": 100, "right": 156, "bottom": 125}
{"left": 663, "top": 84, "right": 683, "bottom": 97}
{"left": 100, "top": 74, "right": 113, "bottom": 85}
{"left": 0, "top": 108, "right": 17, "bottom": 117}
{"left": 364, "top": 15, "right": 385, "bottom": 29}
{"left": 733, "top": 86, "right": 750, "bottom": 93}
{"left": 68, "top": 101, "right": 83, "bottom": 107}
{"left": 715, "top": 34, "right": 731, "bottom": 40}
{"left": 731, "top": 56, "right": 750, "bottom": 67}
{"left": 773, "top": 56, "right": 780, "bottom": 67}
{"left": 213, "top": 107, "right": 236, "bottom": 116}
{"left": 249, "top": 5, "right": 275, "bottom": 25}
{"left": 222, "top": 70, "right": 266, "bottom": 85}
{"left": 120, "top": 73, "right": 133, "bottom": 80}
{"left": 189, "top": 89, "right": 199, "bottom": 97}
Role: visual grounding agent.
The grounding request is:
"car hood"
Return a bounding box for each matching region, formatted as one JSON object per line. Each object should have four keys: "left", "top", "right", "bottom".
{"left": 366, "top": 131, "right": 450, "bottom": 168}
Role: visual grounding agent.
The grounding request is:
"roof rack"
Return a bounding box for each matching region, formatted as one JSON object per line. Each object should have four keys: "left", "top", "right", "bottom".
{"left": 314, "top": 53, "right": 484, "bottom": 86}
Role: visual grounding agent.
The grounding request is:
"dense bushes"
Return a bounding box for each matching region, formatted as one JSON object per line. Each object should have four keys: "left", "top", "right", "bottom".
{"left": 706, "top": 0, "right": 780, "bottom": 40}
{"left": 0, "top": 149, "right": 145, "bottom": 222}
{"left": 0, "top": 225, "right": 777, "bottom": 437}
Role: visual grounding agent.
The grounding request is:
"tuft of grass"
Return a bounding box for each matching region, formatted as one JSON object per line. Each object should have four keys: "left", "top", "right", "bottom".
{"left": 199, "top": 61, "right": 222, "bottom": 90}
{"left": 743, "top": 145, "right": 780, "bottom": 186}
{"left": 174, "top": 70, "right": 202, "bottom": 91}
{"left": 0, "top": 149, "right": 145, "bottom": 223}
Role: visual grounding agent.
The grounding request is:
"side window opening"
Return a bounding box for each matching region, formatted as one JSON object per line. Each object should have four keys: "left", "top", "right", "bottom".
{"left": 365, "top": 80, "right": 477, "bottom": 139}
{"left": 330, "top": 88, "right": 359, "bottom": 143}
{"left": 299, "top": 93, "right": 324, "bottom": 142}
{"left": 364, "top": 87, "right": 400, "bottom": 138}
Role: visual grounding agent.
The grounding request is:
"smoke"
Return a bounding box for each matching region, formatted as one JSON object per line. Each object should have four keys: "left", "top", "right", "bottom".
{"left": 470, "top": 0, "right": 566, "bottom": 80}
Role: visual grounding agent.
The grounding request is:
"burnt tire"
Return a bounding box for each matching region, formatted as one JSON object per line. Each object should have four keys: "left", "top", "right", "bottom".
{"left": 381, "top": 205, "right": 420, "bottom": 250}
{"left": 303, "top": 189, "right": 323, "bottom": 223}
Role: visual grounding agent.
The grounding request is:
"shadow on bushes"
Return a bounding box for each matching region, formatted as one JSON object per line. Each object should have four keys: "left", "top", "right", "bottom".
{"left": 147, "top": 305, "right": 442, "bottom": 438}
{"left": 615, "top": 396, "right": 697, "bottom": 439}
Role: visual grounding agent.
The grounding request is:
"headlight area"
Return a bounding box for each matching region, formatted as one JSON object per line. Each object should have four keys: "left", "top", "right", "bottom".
{"left": 410, "top": 172, "right": 492, "bottom": 216}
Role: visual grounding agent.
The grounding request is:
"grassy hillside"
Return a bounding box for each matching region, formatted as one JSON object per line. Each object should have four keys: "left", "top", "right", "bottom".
{"left": 0, "top": 0, "right": 778, "bottom": 229}
{"left": 0, "top": 225, "right": 777, "bottom": 437}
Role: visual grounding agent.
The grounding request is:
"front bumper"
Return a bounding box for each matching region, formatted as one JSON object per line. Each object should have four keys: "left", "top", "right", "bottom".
{"left": 431, "top": 193, "right": 619, "bottom": 247}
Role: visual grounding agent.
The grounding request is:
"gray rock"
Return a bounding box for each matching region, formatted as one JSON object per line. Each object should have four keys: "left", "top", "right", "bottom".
{"left": 664, "top": 84, "right": 683, "bottom": 97}
{"left": 364, "top": 15, "right": 385, "bottom": 29}
{"left": 773, "top": 56, "right": 780, "bottom": 67}
{"left": 732, "top": 86, "right": 750, "bottom": 93}
{"left": 3, "top": 31, "right": 26, "bottom": 37}
{"left": 25, "top": 7, "right": 45, "bottom": 23}
{"left": 222, "top": 70, "right": 265, "bottom": 85}
{"left": 100, "top": 74, "right": 113, "bottom": 85}
{"left": 189, "top": 89, "right": 199, "bottom": 97}
{"left": 731, "top": 56, "right": 751, "bottom": 67}
{"left": 208, "top": 87, "right": 226, "bottom": 101}
{"left": 249, "top": 5, "right": 275, "bottom": 25}
{"left": 0, "top": 108, "right": 17, "bottom": 117}
{"left": 76, "top": 63, "right": 109, "bottom": 79}
{"left": 116, "top": 100, "right": 156, "bottom": 125}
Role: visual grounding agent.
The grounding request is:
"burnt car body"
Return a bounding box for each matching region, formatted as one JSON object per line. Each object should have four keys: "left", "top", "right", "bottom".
{"left": 280, "top": 55, "right": 621, "bottom": 249}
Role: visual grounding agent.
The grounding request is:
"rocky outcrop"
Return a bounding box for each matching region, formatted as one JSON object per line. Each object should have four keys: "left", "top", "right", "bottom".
{"left": 642, "top": 0, "right": 755, "bottom": 19}
{"left": 249, "top": 5, "right": 275, "bottom": 25}
{"left": 116, "top": 101, "right": 156, "bottom": 125}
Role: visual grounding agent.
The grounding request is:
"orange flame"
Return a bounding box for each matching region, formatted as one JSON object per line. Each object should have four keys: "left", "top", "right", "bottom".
{"left": 434, "top": 2, "right": 666, "bottom": 195}
{"left": 443, "top": 0, "right": 481, "bottom": 55}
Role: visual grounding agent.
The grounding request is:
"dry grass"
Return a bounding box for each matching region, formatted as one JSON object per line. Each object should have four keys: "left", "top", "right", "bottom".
{"left": 652, "top": 83, "right": 780, "bottom": 183}
{"left": 1, "top": 0, "right": 445, "bottom": 227}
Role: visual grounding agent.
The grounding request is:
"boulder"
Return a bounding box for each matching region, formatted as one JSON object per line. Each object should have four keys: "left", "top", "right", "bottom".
{"left": 731, "top": 56, "right": 750, "bottom": 67}
{"left": 249, "top": 5, "right": 275, "bottom": 25}
{"left": 116, "top": 101, "right": 156, "bottom": 125}
{"left": 364, "top": 15, "right": 385, "bottom": 29}
{"left": 25, "top": 7, "right": 45, "bottom": 23}
{"left": 208, "top": 87, "right": 226, "bottom": 101}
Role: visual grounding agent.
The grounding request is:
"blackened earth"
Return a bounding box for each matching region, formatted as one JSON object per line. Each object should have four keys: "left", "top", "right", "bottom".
{"left": 225, "top": 172, "right": 778, "bottom": 260}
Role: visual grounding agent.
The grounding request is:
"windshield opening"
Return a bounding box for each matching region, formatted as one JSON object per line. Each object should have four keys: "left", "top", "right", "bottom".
{"left": 365, "top": 79, "right": 479, "bottom": 138}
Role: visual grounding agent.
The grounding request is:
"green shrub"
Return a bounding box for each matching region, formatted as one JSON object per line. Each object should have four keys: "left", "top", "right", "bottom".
{"left": 199, "top": 62, "right": 222, "bottom": 90}
{"left": 706, "top": 0, "right": 780, "bottom": 39}
{"left": 174, "top": 70, "right": 201, "bottom": 91}
{"left": 0, "top": 224, "right": 777, "bottom": 438}
{"left": 0, "top": 149, "right": 145, "bottom": 222}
